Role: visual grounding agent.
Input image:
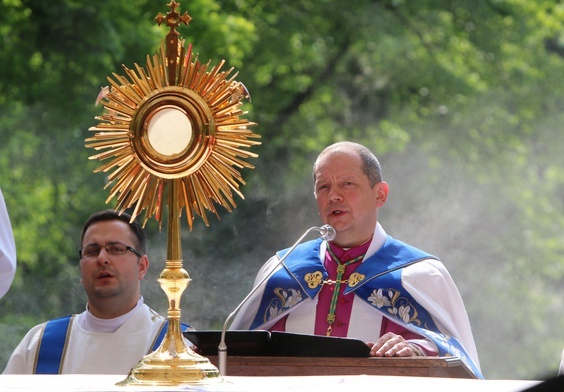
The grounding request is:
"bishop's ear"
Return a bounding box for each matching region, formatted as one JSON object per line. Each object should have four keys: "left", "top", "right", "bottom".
{"left": 375, "top": 181, "right": 389, "bottom": 207}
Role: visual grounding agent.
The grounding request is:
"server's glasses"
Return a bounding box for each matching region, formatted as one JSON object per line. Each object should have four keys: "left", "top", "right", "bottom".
{"left": 79, "top": 242, "right": 142, "bottom": 260}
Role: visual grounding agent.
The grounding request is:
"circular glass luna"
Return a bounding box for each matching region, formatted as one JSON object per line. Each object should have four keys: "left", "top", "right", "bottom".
{"left": 147, "top": 107, "right": 192, "bottom": 156}
{"left": 130, "top": 87, "right": 215, "bottom": 179}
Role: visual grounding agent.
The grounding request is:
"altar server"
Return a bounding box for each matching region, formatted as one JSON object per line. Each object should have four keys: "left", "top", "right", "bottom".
{"left": 3, "top": 210, "right": 189, "bottom": 374}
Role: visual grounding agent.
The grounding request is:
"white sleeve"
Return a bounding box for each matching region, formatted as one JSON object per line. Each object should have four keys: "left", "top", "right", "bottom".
{"left": 559, "top": 348, "right": 564, "bottom": 376}
{"left": 2, "top": 324, "right": 44, "bottom": 374}
{"left": 402, "top": 259, "right": 481, "bottom": 370}
{"left": 229, "top": 255, "right": 282, "bottom": 330}
{"left": 0, "top": 189, "right": 16, "bottom": 299}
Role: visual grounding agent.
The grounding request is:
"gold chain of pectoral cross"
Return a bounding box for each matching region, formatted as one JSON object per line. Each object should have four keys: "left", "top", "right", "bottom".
{"left": 323, "top": 278, "right": 349, "bottom": 285}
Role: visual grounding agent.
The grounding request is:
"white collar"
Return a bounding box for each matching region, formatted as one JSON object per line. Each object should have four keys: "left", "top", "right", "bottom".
{"left": 365, "top": 222, "right": 387, "bottom": 260}
{"left": 78, "top": 297, "right": 144, "bottom": 333}
{"left": 320, "top": 222, "right": 387, "bottom": 261}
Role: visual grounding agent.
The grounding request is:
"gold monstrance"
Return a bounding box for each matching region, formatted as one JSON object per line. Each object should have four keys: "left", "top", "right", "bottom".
{"left": 85, "top": 1, "right": 260, "bottom": 386}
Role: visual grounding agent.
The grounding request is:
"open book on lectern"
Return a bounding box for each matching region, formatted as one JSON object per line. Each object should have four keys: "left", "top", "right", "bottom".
{"left": 184, "top": 330, "right": 371, "bottom": 357}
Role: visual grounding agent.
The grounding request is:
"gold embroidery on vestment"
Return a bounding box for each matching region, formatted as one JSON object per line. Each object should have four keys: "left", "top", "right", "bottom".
{"left": 304, "top": 271, "right": 323, "bottom": 289}
{"left": 348, "top": 272, "right": 365, "bottom": 287}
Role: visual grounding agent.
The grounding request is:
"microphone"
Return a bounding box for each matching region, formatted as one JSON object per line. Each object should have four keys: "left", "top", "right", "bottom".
{"left": 316, "top": 224, "right": 336, "bottom": 241}
{"left": 217, "top": 224, "right": 335, "bottom": 375}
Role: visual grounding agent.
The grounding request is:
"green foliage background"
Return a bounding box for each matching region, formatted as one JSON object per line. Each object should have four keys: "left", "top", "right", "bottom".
{"left": 0, "top": 0, "right": 562, "bottom": 380}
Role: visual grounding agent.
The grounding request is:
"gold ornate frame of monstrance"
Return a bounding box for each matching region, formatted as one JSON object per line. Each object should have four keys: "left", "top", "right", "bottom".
{"left": 85, "top": 1, "right": 260, "bottom": 386}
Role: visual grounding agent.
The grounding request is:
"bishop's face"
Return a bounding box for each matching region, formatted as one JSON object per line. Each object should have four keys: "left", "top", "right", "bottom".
{"left": 314, "top": 149, "right": 387, "bottom": 248}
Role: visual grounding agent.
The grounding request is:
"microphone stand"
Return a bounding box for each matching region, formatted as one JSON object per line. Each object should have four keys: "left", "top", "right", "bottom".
{"left": 218, "top": 225, "right": 335, "bottom": 376}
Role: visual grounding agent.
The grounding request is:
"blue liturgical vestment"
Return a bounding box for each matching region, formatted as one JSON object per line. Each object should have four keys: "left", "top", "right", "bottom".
{"left": 235, "top": 235, "right": 482, "bottom": 379}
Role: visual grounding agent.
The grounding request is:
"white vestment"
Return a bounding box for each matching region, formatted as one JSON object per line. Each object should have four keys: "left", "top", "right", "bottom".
{"left": 3, "top": 301, "right": 167, "bottom": 374}
{"left": 231, "top": 222, "right": 480, "bottom": 370}
{"left": 0, "top": 188, "right": 16, "bottom": 299}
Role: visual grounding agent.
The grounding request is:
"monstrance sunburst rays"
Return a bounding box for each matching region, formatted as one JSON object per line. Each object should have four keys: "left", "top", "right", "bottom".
{"left": 86, "top": 39, "right": 260, "bottom": 229}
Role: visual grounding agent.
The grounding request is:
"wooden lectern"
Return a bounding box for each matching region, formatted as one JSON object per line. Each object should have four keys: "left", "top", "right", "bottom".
{"left": 206, "top": 355, "right": 476, "bottom": 379}
{"left": 185, "top": 331, "right": 477, "bottom": 379}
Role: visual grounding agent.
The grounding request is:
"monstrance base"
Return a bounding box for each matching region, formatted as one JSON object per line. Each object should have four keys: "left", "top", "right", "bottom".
{"left": 117, "top": 349, "right": 222, "bottom": 386}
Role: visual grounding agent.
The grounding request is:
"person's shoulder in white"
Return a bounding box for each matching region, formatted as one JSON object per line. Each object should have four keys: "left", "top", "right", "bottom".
{"left": 0, "top": 188, "right": 16, "bottom": 299}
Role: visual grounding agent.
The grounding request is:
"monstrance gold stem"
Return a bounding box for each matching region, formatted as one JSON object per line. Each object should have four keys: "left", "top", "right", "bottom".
{"left": 117, "top": 179, "right": 222, "bottom": 386}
